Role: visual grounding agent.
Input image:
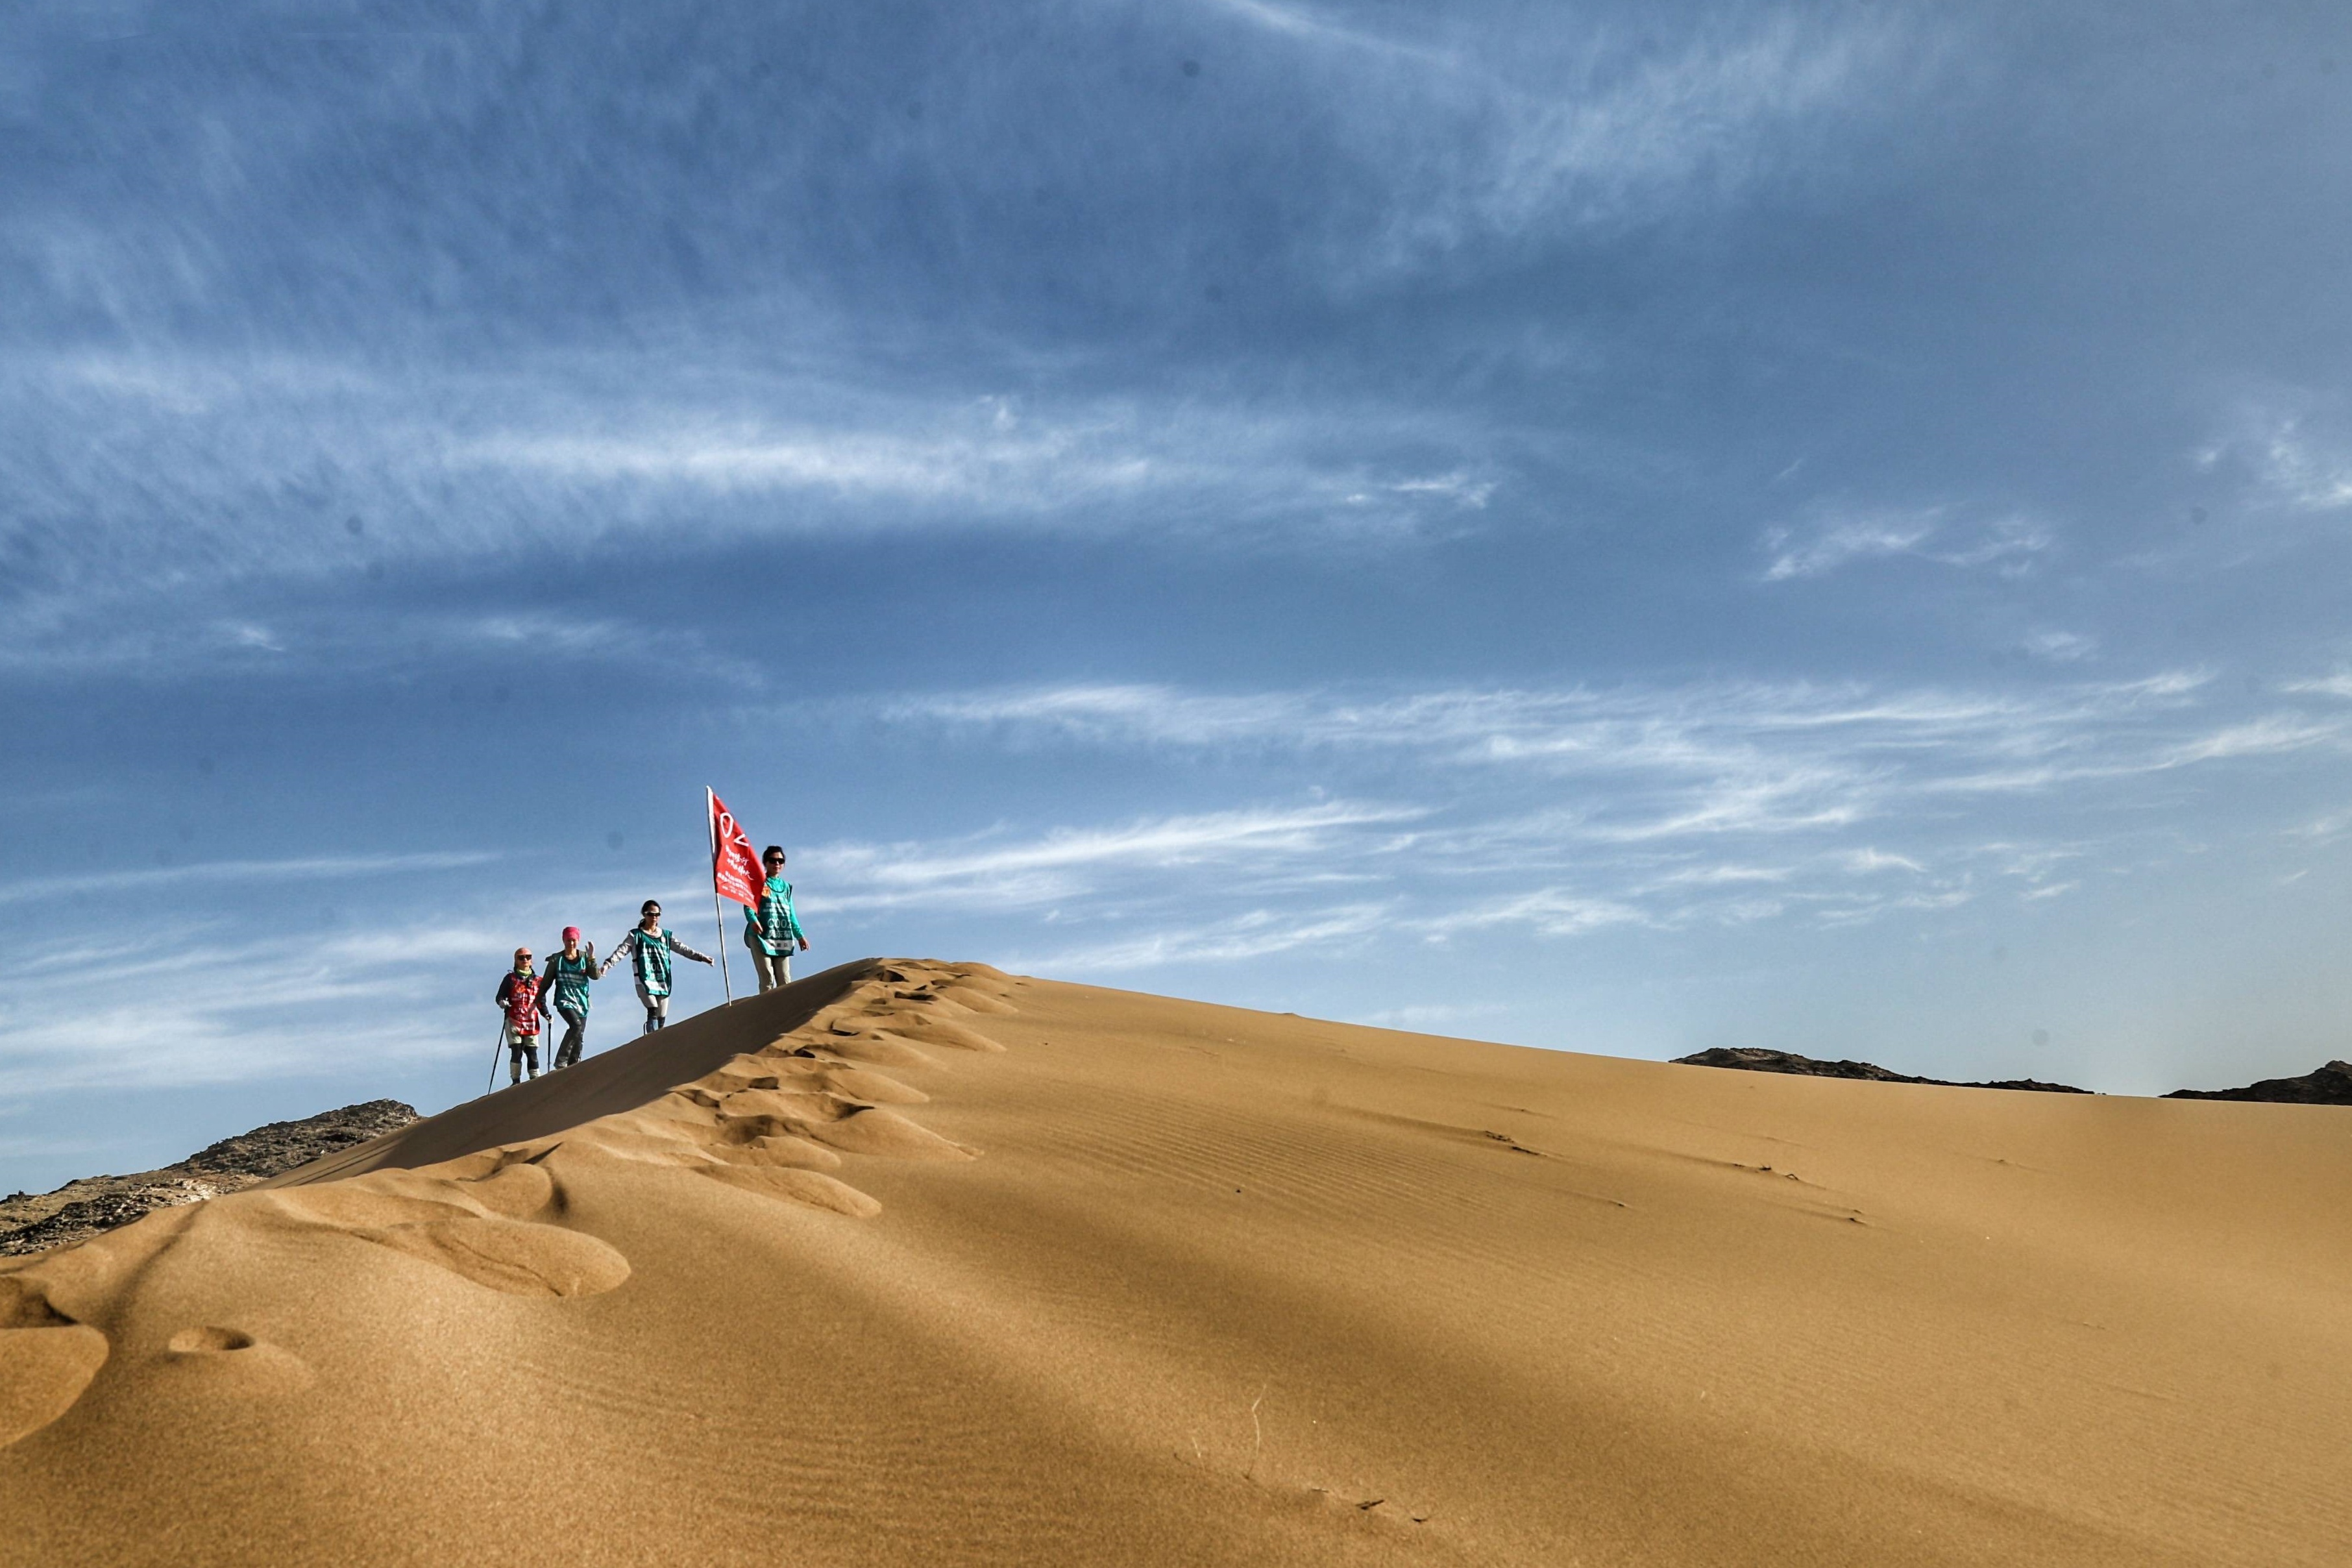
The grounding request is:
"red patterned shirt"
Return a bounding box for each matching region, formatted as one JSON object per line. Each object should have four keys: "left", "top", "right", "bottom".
{"left": 496, "top": 970, "right": 545, "bottom": 1035}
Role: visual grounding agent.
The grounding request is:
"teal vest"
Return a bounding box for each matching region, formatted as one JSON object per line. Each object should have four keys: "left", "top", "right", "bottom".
{"left": 546, "top": 950, "right": 596, "bottom": 1012}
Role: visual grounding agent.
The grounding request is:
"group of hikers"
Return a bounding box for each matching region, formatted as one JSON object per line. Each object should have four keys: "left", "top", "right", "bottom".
{"left": 491, "top": 845, "right": 810, "bottom": 1084}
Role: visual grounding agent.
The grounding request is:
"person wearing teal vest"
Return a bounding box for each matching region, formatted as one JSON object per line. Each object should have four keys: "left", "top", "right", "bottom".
{"left": 742, "top": 846, "right": 810, "bottom": 992}
{"left": 541, "top": 926, "right": 605, "bottom": 1070}
{"left": 611, "top": 899, "right": 712, "bottom": 1033}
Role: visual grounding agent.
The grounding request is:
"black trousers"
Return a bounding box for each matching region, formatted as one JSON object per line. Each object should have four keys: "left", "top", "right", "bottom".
{"left": 554, "top": 1007, "right": 588, "bottom": 1068}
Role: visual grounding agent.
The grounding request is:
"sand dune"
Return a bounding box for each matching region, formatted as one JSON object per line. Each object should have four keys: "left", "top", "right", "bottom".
{"left": 3, "top": 959, "right": 2347, "bottom": 1565}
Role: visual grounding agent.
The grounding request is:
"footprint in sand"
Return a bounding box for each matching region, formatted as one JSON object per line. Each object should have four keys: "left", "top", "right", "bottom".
{"left": 161, "top": 1325, "right": 315, "bottom": 1393}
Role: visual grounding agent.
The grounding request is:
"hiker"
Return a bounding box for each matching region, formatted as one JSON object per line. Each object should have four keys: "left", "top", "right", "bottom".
{"left": 743, "top": 845, "right": 809, "bottom": 992}
{"left": 495, "top": 946, "right": 549, "bottom": 1084}
{"left": 610, "top": 899, "right": 711, "bottom": 1033}
{"left": 541, "top": 926, "right": 604, "bottom": 1070}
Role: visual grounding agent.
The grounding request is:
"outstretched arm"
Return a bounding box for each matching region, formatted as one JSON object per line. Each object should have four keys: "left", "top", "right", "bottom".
{"left": 597, "top": 933, "right": 631, "bottom": 978}
{"left": 666, "top": 933, "right": 713, "bottom": 964}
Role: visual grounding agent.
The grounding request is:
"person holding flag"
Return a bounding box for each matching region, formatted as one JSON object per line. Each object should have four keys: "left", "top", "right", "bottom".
{"left": 610, "top": 900, "right": 713, "bottom": 1033}
{"left": 709, "top": 789, "right": 809, "bottom": 996}
{"left": 743, "top": 845, "right": 809, "bottom": 991}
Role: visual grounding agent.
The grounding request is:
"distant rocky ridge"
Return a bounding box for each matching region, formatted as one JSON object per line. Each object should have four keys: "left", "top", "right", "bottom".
{"left": 1680, "top": 1048, "right": 2352, "bottom": 1104}
{"left": 2164, "top": 1060, "right": 2352, "bottom": 1105}
{"left": 0, "top": 1099, "right": 418, "bottom": 1257}
{"left": 1674, "top": 1048, "right": 2091, "bottom": 1094}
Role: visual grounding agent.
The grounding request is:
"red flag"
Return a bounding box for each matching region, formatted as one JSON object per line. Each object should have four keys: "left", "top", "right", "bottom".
{"left": 708, "top": 789, "right": 765, "bottom": 908}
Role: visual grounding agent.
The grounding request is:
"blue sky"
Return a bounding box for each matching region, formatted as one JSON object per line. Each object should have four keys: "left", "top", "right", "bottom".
{"left": 5, "top": 0, "right": 2352, "bottom": 1190}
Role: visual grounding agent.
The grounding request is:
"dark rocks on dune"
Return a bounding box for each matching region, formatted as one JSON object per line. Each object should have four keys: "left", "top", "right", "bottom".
{"left": 1674, "top": 1047, "right": 2091, "bottom": 1095}
{"left": 0, "top": 1099, "right": 419, "bottom": 1256}
{"left": 176, "top": 1099, "right": 419, "bottom": 1177}
{"left": 2163, "top": 1060, "right": 2352, "bottom": 1106}
{"left": 1675, "top": 1047, "right": 1931, "bottom": 1084}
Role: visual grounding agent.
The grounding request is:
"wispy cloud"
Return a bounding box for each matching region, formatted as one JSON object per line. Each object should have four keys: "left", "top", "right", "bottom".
{"left": 1841, "top": 848, "right": 1926, "bottom": 875}
{"left": 2198, "top": 402, "right": 2352, "bottom": 514}
{"left": 2020, "top": 631, "right": 2097, "bottom": 664}
{"left": 807, "top": 801, "right": 1425, "bottom": 914}
{"left": 1761, "top": 507, "right": 2052, "bottom": 581}
{"left": 0, "top": 851, "right": 500, "bottom": 907}
{"left": 1012, "top": 902, "right": 1393, "bottom": 973}
{"left": 2289, "top": 805, "right": 2352, "bottom": 844}
{"left": 839, "top": 669, "right": 2350, "bottom": 961}
{"left": 1761, "top": 509, "right": 1939, "bottom": 579}
{"left": 882, "top": 672, "right": 2277, "bottom": 836}
{"left": 0, "top": 360, "right": 1514, "bottom": 672}
{"left": 2157, "top": 715, "right": 2342, "bottom": 766}
{"left": 0, "top": 925, "right": 476, "bottom": 1096}
{"left": 1223, "top": 5, "right": 1947, "bottom": 273}
{"left": 1353, "top": 471, "right": 1497, "bottom": 510}
{"left": 1204, "top": 0, "right": 1421, "bottom": 51}
{"left": 1423, "top": 888, "right": 1647, "bottom": 940}
{"left": 458, "top": 419, "right": 1177, "bottom": 508}
{"left": 1643, "top": 863, "right": 1793, "bottom": 888}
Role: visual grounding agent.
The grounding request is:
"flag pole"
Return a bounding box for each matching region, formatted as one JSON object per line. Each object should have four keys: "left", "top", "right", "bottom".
{"left": 707, "top": 787, "right": 735, "bottom": 1003}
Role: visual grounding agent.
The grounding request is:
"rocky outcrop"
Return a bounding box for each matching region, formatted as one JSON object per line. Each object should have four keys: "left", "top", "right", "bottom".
{"left": 2164, "top": 1060, "right": 2352, "bottom": 1105}
{"left": 0, "top": 1100, "right": 419, "bottom": 1256}
{"left": 1674, "top": 1047, "right": 2090, "bottom": 1094}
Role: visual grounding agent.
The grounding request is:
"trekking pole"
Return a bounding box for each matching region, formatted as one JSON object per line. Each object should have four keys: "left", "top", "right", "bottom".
{"left": 486, "top": 1020, "right": 507, "bottom": 1096}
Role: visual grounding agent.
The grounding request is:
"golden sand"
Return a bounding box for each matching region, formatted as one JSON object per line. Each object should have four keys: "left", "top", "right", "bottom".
{"left": 4, "top": 959, "right": 2346, "bottom": 1565}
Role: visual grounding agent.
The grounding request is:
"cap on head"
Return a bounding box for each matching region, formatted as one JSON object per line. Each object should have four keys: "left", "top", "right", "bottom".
{"left": 514, "top": 946, "right": 532, "bottom": 961}
{"left": 562, "top": 925, "right": 581, "bottom": 944}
